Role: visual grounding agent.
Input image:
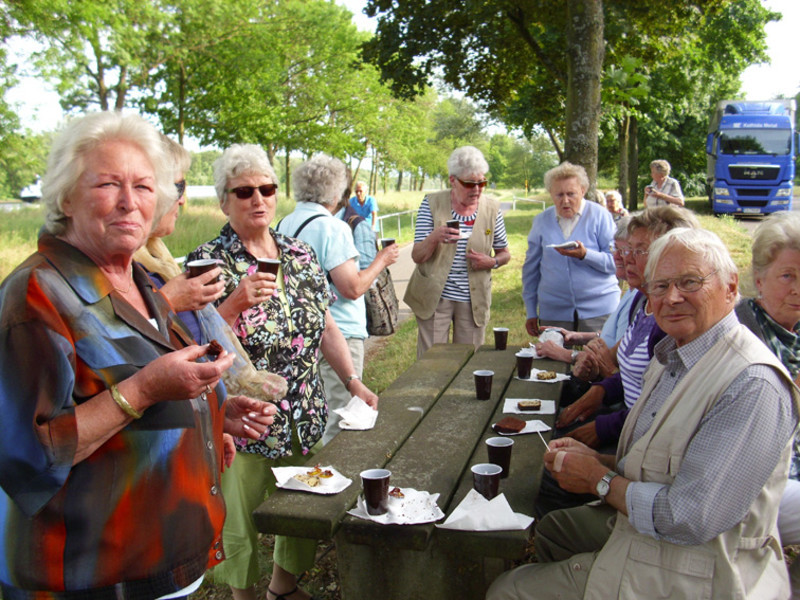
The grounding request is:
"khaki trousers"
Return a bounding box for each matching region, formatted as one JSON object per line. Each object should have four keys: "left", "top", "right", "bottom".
{"left": 415, "top": 298, "right": 485, "bottom": 359}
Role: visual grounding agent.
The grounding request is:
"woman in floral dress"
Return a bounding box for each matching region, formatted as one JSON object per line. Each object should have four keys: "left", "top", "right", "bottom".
{"left": 188, "top": 144, "right": 377, "bottom": 600}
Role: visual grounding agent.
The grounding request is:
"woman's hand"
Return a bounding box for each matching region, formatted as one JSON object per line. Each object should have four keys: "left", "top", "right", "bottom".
{"left": 466, "top": 249, "right": 495, "bottom": 270}
{"left": 525, "top": 317, "right": 540, "bottom": 337}
{"left": 565, "top": 422, "right": 601, "bottom": 449}
{"left": 349, "top": 379, "right": 379, "bottom": 409}
{"left": 224, "top": 394, "right": 277, "bottom": 439}
{"left": 583, "top": 338, "right": 617, "bottom": 379}
{"left": 131, "top": 345, "right": 236, "bottom": 410}
{"left": 556, "top": 385, "right": 605, "bottom": 428}
{"left": 377, "top": 243, "right": 400, "bottom": 268}
{"left": 572, "top": 351, "right": 600, "bottom": 381}
{"left": 160, "top": 268, "right": 225, "bottom": 312}
{"left": 556, "top": 241, "right": 587, "bottom": 260}
{"left": 221, "top": 433, "right": 236, "bottom": 470}
{"left": 535, "top": 340, "right": 572, "bottom": 363}
{"left": 218, "top": 272, "right": 278, "bottom": 322}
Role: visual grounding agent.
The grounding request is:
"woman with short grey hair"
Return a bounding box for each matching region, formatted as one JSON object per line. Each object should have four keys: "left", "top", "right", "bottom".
{"left": 213, "top": 143, "right": 279, "bottom": 206}
{"left": 643, "top": 158, "right": 684, "bottom": 207}
{"left": 406, "top": 145, "right": 510, "bottom": 358}
{"left": 277, "top": 154, "right": 397, "bottom": 445}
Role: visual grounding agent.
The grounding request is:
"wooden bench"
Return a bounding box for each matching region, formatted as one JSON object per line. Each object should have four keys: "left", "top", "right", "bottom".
{"left": 252, "top": 343, "right": 567, "bottom": 599}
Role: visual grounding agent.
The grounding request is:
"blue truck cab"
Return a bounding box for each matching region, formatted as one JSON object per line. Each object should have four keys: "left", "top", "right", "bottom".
{"left": 706, "top": 99, "right": 797, "bottom": 215}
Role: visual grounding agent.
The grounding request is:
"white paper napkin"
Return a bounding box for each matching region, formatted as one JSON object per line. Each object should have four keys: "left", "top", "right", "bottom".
{"left": 503, "top": 398, "right": 556, "bottom": 415}
{"left": 273, "top": 466, "right": 352, "bottom": 494}
{"left": 437, "top": 489, "right": 534, "bottom": 531}
{"left": 516, "top": 368, "right": 570, "bottom": 383}
{"left": 347, "top": 487, "right": 445, "bottom": 524}
{"left": 334, "top": 396, "right": 378, "bottom": 430}
{"left": 492, "top": 420, "right": 551, "bottom": 436}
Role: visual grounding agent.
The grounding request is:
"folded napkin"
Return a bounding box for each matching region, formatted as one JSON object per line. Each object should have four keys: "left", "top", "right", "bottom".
{"left": 334, "top": 396, "right": 378, "bottom": 430}
{"left": 503, "top": 398, "right": 556, "bottom": 415}
{"left": 437, "top": 489, "right": 534, "bottom": 531}
{"left": 347, "top": 487, "right": 445, "bottom": 525}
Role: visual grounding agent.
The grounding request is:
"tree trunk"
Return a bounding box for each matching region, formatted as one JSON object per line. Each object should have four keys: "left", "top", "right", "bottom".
{"left": 627, "top": 115, "right": 639, "bottom": 211}
{"left": 617, "top": 115, "right": 629, "bottom": 206}
{"left": 396, "top": 171, "right": 403, "bottom": 192}
{"left": 565, "top": 0, "right": 604, "bottom": 200}
{"left": 284, "top": 147, "right": 291, "bottom": 200}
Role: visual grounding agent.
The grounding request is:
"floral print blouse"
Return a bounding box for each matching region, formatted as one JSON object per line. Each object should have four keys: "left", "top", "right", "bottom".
{"left": 188, "top": 223, "right": 331, "bottom": 458}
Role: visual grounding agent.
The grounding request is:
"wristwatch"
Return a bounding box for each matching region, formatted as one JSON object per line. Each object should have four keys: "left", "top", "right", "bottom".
{"left": 596, "top": 470, "right": 618, "bottom": 501}
{"left": 492, "top": 257, "right": 499, "bottom": 269}
{"left": 344, "top": 374, "right": 360, "bottom": 391}
{"left": 570, "top": 349, "right": 580, "bottom": 364}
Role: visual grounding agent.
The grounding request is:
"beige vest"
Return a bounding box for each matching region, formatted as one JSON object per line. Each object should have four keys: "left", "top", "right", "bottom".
{"left": 584, "top": 324, "right": 800, "bottom": 600}
{"left": 404, "top": 190, "right": 499, "bottom": 326}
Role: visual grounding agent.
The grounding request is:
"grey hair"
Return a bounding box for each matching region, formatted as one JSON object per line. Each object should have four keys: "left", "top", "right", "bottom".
{"left": 447, "top": 146, "right": 490, "bottom": 178}
{"left": 645, "top": 228, "right": 738, "bottom": 288}
{"left": 605, "top": 190, "right": 622, "bottom": 204}
{"left": 292, "top": 154, "right": 347, "bottom": 207}
{"left": 650, "top": 159, "right": 671, "bottom": 177}
{"left": 40, "top": 111, "right": 175, "bottom": 236}
{"left": 628, "top": 205, "right": 700, "bottom": 239}
{"left": 751, "top": 211, "right": 800, "bottom": 280}
{"left": 613, "top": 215, "right": 632, "bottom": 241}
{"left": 355, "top": 180, "right": 368, "bottom": 190}
{"left": 214, "top": 144, "right": 278, "bottom": 208}
{"left": 161, "top": 134, "right": 192, "bottom": 177}
{"left": 544, "top": 161, "right": 590, "bottom": 195}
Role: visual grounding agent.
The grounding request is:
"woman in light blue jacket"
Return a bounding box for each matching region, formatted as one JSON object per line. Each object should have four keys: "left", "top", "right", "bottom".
{"left": 523, "top": 162, "right": 620, "bottom": 337}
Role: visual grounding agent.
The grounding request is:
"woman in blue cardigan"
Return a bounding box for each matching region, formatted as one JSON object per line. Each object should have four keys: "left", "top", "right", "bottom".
{"left": 523, "top": 162, "right": 620, "bottom": 336}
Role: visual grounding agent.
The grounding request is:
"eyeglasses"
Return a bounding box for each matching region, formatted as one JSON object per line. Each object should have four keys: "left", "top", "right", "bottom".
{"left": 456, "top": 178, "right": 488, "bottom": 189}
{"left": 228, "top": 184, "right": 278, "bottom": 199}
{"left": 618, "top": 248, "right": 649, "bottom": 257}
{"left": 175, "top": 179, "right": 186, "bottom": 198}
{"left": 644, "top": 270, "right": 718, "bottom": 297}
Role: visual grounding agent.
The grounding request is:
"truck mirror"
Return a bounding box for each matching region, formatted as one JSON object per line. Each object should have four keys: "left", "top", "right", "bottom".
{"left": 705, "top": 133, "right": 714, "bottom": 156}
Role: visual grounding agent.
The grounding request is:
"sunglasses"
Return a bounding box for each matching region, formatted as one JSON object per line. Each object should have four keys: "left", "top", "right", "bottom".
{"left": 456, "top": 177, "right": 488, "bottom": 189}
{"left": 227, "top": 184, "right": 279, "bottom": 199}
{"left": 175, "top": 179, "right": 186, "bottom": 198}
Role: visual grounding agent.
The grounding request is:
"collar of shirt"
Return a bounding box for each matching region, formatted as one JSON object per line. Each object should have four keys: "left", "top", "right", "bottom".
{"left": 654, "top": 310, "right": 739, "bottom": 370}
{"left": 556, "top": 201, "right": 584, "bottom": 238}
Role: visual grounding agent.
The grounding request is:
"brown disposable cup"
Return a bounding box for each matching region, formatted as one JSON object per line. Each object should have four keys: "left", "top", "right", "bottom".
{"left": 379, "top": 238, "right": 396, "bottom": 249}
{"left": 516, "top": 352, "right": 534, "bottom": 380}
{"left": 473, "top": 370, "right": 494, "bottom": 401}
{"left": 486, "top": 437, "right": 514, "bottom": 479}
{"left": 493, "top": 327, "right": 509, "bottom": 350}
{"left": 446, "top": 219, "right": 460, "bottom": 230}
{"left": 361, "top": 468, "right": 391, "bottom": 515}
{"left": 472, "top": 463, "right": 502, "bottom": 500}
{"left": 257, "top": 258, "right": 280, "bottom": 276}
{"left": 186, "top": 259, "right": 219, "bottom": 280}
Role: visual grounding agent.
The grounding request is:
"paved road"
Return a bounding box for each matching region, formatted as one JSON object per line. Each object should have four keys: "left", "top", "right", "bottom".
{"left": 735, "top": 195, "right": 799, "bottom": 234}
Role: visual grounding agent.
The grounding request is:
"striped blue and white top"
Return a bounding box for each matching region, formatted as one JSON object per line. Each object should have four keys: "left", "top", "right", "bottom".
{"left": 414, "top": 195, "right": 509, "bottom": 303}
{"left": 617, "top": 300, "right": 657, "bottom": 408}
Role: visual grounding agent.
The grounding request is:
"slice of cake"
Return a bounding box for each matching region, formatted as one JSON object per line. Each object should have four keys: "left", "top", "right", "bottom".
{"left": 494, "top": 416, "right": 526, "bottom": 434}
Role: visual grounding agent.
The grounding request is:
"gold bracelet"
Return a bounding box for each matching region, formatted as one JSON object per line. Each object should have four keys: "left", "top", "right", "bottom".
{"left": 110, "top": 384, "right": 142, "bottom": 420}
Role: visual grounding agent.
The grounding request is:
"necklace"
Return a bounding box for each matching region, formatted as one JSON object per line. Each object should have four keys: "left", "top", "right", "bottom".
{"left": 112, "top": 267, "right": 134, "bottom": 294}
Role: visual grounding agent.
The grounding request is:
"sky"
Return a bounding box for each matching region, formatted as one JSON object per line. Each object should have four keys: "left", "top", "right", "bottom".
{"left": 6, "top": 0, "right": 799, "bottom": 135}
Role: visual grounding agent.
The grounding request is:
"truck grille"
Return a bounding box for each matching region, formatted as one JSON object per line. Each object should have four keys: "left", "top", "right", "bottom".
{"left": 728, "top": 165, "right": 780, "bottom": 180}
{"left": 738, "top": 199, "right": 769, "bottom": 208}
{"left": 735, "top": 188, "right": 770, "bottom": 197}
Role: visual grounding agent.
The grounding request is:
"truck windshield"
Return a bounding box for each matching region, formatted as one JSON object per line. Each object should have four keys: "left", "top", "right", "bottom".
{"left": 719, "top": 129, "right": 791, "bottom": 155}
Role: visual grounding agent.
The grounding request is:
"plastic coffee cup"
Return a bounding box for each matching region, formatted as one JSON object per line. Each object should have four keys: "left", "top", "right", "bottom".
{"left": 473, "top": 370, "right": 494, "bottom": 401}
{"left": 360, "top": 469, "right": 391, "bottom": 515}
{"left": 186, "top": 259, "right": 219, "bottom": 280}
{"left": 493, "top": 327, "right": 509, "bottom": 350}
{"left": 472, "top": 463, "right": 502, "bottom": 500}
{"left": 486, "top": 437, "right": 514, "bottom": 479}
{"left": 379, "top": 238, "right": 396, "bottom": 249}
{"left": 446, "top": 219, "right": 460, "bottom": 230}
{"left": 516, "top": 351, "right": 534, "bottom": 380}
{"left": 257, "top": 258, "right": 281, "bottom": 276}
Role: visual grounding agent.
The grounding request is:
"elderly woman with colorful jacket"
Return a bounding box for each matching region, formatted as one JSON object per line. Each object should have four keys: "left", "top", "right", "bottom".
{"left": 405, "top": 145, "right": 510, "bottom": 358}
{"left": 0, "top": 112, "right": 274, "bottom": 599}
{"left": 523, "top": 161, "right": 620, "bottom": 337}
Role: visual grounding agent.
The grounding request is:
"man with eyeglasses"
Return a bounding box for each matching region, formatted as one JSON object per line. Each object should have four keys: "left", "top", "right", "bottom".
{"left": 488, "top": 228, "right": 799, "bottom": 600}
{"left": 405, "top": 146, "right": 510, "bottom": 358}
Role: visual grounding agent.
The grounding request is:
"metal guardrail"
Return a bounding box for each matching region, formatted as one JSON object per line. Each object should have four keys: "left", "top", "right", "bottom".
{"left": 512, "top": 196, "right": 546, "bottom": 211}
{"left": 377, "top": 209, "right": 417, "bottom": 238}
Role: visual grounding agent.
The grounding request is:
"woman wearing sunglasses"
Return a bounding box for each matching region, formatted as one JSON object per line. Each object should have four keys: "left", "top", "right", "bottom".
{"left": 523, "top": 161, "right": 620, "bottom": 338}
{"left": 405, "top": 145, "right": 510, "bottom": 358}
{"left": 187, "top": 144, "right": 376, "bottom": 600}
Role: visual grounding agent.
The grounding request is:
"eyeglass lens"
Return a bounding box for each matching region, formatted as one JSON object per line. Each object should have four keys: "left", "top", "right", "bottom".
{"left": 229, "top": 184, "right": 278, "bottom": 199}
{"left": 175, "top": 180, "right": 186, "bottom": 198}
{"left": 457, "top": 178, "right": 488, "bottom": 189}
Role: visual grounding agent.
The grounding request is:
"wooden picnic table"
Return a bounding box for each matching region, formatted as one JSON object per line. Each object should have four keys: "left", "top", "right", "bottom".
{"left": 252, "top": 343, "right": 568, "bottom": 599}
